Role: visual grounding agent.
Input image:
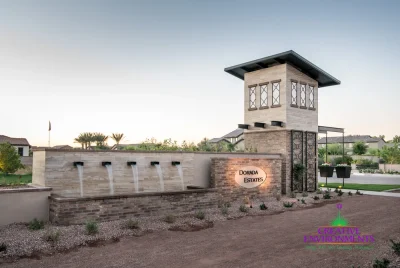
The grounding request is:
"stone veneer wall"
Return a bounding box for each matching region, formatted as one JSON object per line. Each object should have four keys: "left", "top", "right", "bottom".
{"left": 244, "top": 130, "right": 291, "bottom": 194}
{"left": 49, "top": 189, "right": 218, "bottom": 225}
{"left": 32, "top": 149, "right": 281, "bottom": 197}
{"left": 210, "top": 158, "right": 282, "bottom": 203}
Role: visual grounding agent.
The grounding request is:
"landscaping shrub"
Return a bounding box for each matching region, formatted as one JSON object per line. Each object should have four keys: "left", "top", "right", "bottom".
{"left": 283, "top": 202, "right": 294, "bottom": 208}
{"left": 356, "top": 159, "right": 379, "bottom": 170}
{"left": 164, "top": 215, "right": 176, "bottom": 224}
{"left": 334, "top": 155, "right": 353, "bottom": 165}
{"left": 43, "top": 230, "right": 60, "bottom": 243}
{"left": 259, "top": 203, "right": 267, "bottom": 210}
{"left": 221, "top": 206, "right": 229, "bottom": 215}
{"left": 0, "top": 243, "right": 6, "bottom": 253}
{"left": 390, "top": 239, "right": 400, "bottom": 255}
{"left": 85, "top": 221, "right": 99, "bottom": 235}
{"left": 301, "top": 192, "right": 308, "bottom": 197}
{"left": 372, "top": 258, "right": 390, "bottom": 268}
{"left": 312, "top": 196, "right": 320, "bottom": 200}
{"left": 29, "top": 218, "right": 44, "bottom": 230}
{"left": 239, "top": 205, "right": 249, "bottom": 213}
{"left": 323, "top": 192, "right": 331, "bottom": 199}
{"left": 195, "top": 211, "right": 205, "bottom": 220}
{"left": 125, "top": 219, "right": 139, "bottom": 230}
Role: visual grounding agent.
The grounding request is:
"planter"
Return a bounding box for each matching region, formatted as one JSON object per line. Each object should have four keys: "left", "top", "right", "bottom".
{"left": 335, "top": 166, "right": 351, "bottom": 178}
{"left": 319, "top": 166, "right": 334, "bottom": 177}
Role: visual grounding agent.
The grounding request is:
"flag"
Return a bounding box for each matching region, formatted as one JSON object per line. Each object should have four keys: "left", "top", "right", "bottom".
{"left": 48, "top": 121, "right": 51, "bottom": 131}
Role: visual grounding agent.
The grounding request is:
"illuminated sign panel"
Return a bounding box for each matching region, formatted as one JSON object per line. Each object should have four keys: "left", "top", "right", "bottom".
{"left": 234, "top": 166, "right": 267, "bottom": 188}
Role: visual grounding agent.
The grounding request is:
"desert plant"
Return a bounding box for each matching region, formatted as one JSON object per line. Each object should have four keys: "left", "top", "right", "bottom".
{"left": 356, "top": 190, "right": 363, "bottom": 195}
{"left": 323, "top": 192, "right": 331, "bottom": 199}
{"left": 29, "top": 218, "right": 45, "bottom": 230}
{"left": 290, "top": 192, "right": 296, "bottom": 198}
{"left": 302, "top": 192, "right": 308, "bottom": 197}
{"left": 85, "top": 221, "right": 99, "bottom": 235}
{"left": 221, "top": 206, "right": 229, "bottom": 215}
{"left": 259, "top": 203, "right": 267, "bottom": 210}
{"left": 164, "top": 214, "right": 176, "bottom": 224}
{"left": 312, "top": 196, "right": 320, "bottom": 200}
{"left": 390, "top": 239, "right": 400, "bottom": 255}
{"left": 195, "top": 211, "right": 205, "bottom": 220}
{"left": 224, "top": 202, "right": 231, "bottom": 208}
{"left": 316, "top": 188, "right": 322, "bottom": 194}
{"left": 239, "top": 205, "right": 249, "bottom": 213}
{"left": 0, "top": 243, "right": 6, "bottom": 253}
{"left": 43, "top": 230, "right": 60, "bottom": 243}
{"left": 125, "top": 219, "right": 139, "bottom": 230}
{"left": 334, "top": 188, "right": 339, "bottom": 193}
{"left": 283, "top": 202, "right": 294, "bottom": 208}
{"left": 275, "top": 193, "right": 282, "bottom": 201}
{"left": 372, "top": 258, "right": 390, "bottom": 268}
{"left": 337, "top": 190, "right": 343, "bottom": 196}
{"left": 301, "top": 199, "right": 306, "bottom": 204}
{"left": 348, "top": 191, "right": 353, "bottom": 196}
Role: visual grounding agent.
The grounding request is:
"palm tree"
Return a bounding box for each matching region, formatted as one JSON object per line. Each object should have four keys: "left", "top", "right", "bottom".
{"left": 73, "top": 134, "right": 85, "bottom": 149}
{"left": 111, "top": 133, "right": 125, "bottom": 146}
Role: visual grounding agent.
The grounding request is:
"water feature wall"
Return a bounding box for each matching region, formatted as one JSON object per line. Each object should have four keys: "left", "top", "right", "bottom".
{"left": 32, "top": 149, "right": 281, "bottom": 197}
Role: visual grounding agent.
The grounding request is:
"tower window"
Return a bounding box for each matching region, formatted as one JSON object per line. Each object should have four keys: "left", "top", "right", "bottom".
{"left": 260, "top": 83, "right": 268, "bottom": 108}
{"left": 291, "top": 81, "right": 297, "bottom": 106}
{"left": 300, "top": 83, "right": 306, "bottom": 107}
{"left": 248, "top": 85, "right": 256, "bottom": 109}
{"left": 272, "top": 82, "right": 280, "bottom": 106}
{"left": 309, "top": 86, "right": 315, "bottom": 109}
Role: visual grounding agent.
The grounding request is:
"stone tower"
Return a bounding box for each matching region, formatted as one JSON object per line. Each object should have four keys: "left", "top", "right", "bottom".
{"left": 225, "top": 50, "right": 340, "bottom": 194}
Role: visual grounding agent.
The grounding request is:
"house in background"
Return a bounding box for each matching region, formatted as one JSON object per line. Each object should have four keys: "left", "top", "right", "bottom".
{"left": 318, "top": 135, "right": 386, "bottom": 151}
{"left": 209, "top": 129, "right": 244, "bottom": 151}
{"left": 0, "top": 135, "right": 31, "bottom": 156}
{"left": 52, "top": 145, "right": 73, "bottom": 150}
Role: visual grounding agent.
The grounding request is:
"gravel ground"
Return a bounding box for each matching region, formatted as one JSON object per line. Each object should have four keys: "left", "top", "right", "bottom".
{"left": 1, "top": 192, "right": 399, "bottom": 267}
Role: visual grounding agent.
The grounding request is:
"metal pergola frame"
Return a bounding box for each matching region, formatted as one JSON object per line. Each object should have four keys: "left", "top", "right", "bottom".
{"left": 318, "top": 126, "right": 345, "bottom": 188}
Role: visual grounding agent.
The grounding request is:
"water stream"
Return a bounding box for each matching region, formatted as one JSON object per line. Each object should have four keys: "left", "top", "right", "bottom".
{"left": 105, "top": 164, "right": 114, "bottom": 195}
{"left": 176, "top": 164, "right": 185, "bottom": 190}
{"left": 130, "top": 164, "right": 139, "bottom": 193}
{"left": 77, "top": 164, "right": 84, "bottom": 197}
{"left": 154, "top": 164, "right": 164, "bottom": 192}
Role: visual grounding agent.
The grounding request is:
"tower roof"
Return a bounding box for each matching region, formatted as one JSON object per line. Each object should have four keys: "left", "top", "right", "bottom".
{"left": 224, "top": 50, "right": 340, "bottom": 88}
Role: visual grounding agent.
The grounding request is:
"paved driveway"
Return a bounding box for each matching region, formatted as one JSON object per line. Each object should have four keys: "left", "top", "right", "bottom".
{"left": 318, "top": 173, "right": 400, "bottom": 185}
{"left": 3, "top": 196, "right": 400, "bottom": 268}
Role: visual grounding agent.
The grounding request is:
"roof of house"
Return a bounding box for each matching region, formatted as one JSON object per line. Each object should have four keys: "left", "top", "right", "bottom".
{"left": 0, "top": 135, "right": 30, "bottom": 146}
{"left": 208, "top": 138, "right": 230, "bottom": 143}
{"left": 222, "top": 128, "right": 244, "bottom": 138}
{"left": 224, "top": 50, "right": 341, "bottom": 88}
{"left": 318, "top": 135, "right": 384, "bottom": 144}
{"left": 52, "top": 145, "right": 73, "bottom": 149}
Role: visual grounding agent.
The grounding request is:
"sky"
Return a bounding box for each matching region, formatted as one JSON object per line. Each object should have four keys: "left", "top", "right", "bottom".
{"left": 1, "top": 0, "right": 399, "bottom": 146}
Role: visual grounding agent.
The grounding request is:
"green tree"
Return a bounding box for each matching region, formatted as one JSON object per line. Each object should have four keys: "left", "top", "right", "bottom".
{"left": 379, "top": 144, "right": 400, "bottom": 170}
{"left": 392, "top": 135, "right": 400, "bottom": 143}
{"left": 111, "top": 133, "right": 125, "bottom": 145}
{"left": 352, "top": 141, "right": 368, "bottom": 155}
{"left": 0, "top": 143, "right": 24, "bottom": 175}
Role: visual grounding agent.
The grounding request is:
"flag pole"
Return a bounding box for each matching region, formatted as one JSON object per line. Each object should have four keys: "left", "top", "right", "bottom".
{"left": 48, "top": 121, "right": 51, "bottom": 147}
